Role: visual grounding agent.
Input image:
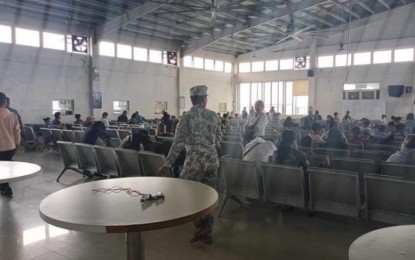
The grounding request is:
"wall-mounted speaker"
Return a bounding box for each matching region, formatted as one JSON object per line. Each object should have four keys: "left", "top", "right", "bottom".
{"left": 388, "top": 85, "right": 404, "bottom": 97}
{"left": 307, "top": 69, "right": 314, "bottom": 77}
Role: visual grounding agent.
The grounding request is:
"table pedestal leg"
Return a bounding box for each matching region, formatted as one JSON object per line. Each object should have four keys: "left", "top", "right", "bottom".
{"left": 126, "top": 232, "right": 144, "bottom": 260}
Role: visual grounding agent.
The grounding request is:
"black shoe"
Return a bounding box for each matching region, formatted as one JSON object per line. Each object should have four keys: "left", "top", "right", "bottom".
{"left": 1, "top": 187, "right": 13, "bottom": 197}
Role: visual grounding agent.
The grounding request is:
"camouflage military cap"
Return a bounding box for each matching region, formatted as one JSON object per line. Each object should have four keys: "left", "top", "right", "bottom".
{"left": 190, "top": 85, "right": 208, "bottom": 96}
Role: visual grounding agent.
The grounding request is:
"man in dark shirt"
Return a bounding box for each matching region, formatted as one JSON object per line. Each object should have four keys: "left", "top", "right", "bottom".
{"left": 117, "top": 110, "right": 128, "bottom": 123}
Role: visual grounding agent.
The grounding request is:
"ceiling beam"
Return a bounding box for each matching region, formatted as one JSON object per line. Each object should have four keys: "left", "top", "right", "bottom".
{"left": 0, "top": 1, "right": 103, "bottom": 25}
{"left": 377, "top": 0, "right": 391, "bottom": 9}
{"left": 318, "top": 7, "right": 347, "bottom": 23}
{"left": 302, "top": 11, "right": 335, "bottom": 27}
{"left": 21, "top": 0, "right": 114, "bottom": 18}
{"left": 330, "top": 0, "right": 361, "bottom": 19}
{"left": 182, "top": 0, "right": 328, "bottom": 56}
{"left": 354, "top": 0, "right": 375, "bottom": 14}
{"left": 123, "top": 25, "right": 188, "bottom": 41}
{"left": 130, "top": 19, "right": 198, "bottom": 36}
{"left": 96, "top": 0, "right": 166, "bottom": 39}
{"left": 204, "top": 46, "right": 238, "bottom": 55}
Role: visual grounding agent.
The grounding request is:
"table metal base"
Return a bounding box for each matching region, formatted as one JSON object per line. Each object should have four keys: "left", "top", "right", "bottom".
{"left": 126, "top": 232, "right": 144, "bottom": 260}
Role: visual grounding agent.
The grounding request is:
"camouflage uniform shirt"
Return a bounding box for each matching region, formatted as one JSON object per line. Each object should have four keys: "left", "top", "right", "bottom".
{"left": 164, "top": 105, "right": 221, "bottom": 188}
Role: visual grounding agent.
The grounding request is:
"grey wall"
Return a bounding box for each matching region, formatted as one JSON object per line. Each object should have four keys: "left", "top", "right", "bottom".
{"left": 0, "top": 44, "right": 90, "bottom": 124}
{"left": 99, "top": 57, "right": 179, "bottom": 119}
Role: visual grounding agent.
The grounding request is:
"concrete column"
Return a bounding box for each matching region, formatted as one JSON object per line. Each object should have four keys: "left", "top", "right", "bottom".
{"left": 308, "top": 39, "right": 317, "bottom": 111}
{"left": 90, "top": 38, "right": 102, "bottom": 119}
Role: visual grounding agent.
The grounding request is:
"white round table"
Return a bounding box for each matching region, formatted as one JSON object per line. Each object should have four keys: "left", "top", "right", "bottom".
{"left": 349, "top": 225, "right": 415, "bottom": 260}
{"left": 0, "top": 161, "right": 42, "bottom": 183}
{"left": 39, "top": 177, "right": 218, "bottom": 260}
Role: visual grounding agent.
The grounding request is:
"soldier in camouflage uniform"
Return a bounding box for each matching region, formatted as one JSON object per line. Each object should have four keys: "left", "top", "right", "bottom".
{"left": 158, "top": 85, "right": 221, "bottom": 244}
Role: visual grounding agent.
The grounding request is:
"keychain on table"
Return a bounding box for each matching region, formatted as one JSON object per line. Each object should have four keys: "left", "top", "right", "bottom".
{"left": 92, "top": 186, "right": 164, "bottom": 202}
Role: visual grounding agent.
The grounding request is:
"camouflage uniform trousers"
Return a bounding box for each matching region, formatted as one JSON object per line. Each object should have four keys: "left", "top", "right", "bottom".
{"left": 180, "top": 148, "right": 218, "bottom": 234}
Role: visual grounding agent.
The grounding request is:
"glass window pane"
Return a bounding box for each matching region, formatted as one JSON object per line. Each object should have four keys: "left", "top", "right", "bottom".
{"left": 117, "top": 44, "right": 132, "bottom": 59}
{"left": 43, "top": 32, "right": 65, "bottom": 50}
{"left": 15, "top": 28, "right": 40, "bottom": 47}
{"left": 294, "top": 96, "right": 308, "bottom": 115}
{"left": 285, "top": 82, "right": 293, "bottom": 115}
{"left": 373, "top": 50, "right": 391, "bottom": 64}
{"left": 394, "top": 48, "right": 414, "bottom": 62}
{"left": 149, "top": 49, "right": 162, "bottom": 63}
{"left": 278, "top": 82, "right": 284, "bottom": 112}
{"left": 257, "top": 83, "right": 262, "bottom": 100}
{"left": 264, "top": 82, "right": 271, "bottom": 112}
{"left": 251, "top": 61, "right": 264, "bottom": 72}
{"left": 271, "top": 82, "right": 279, "bottom": 108}
{"left": 204, "top": 59, "right": 214, "bottom": 70}
{"left": 265, "top": 60, "right": 278, "bottom": 71}
{"left": 251, "top": 83, "right": 258, "bottom": 104}
{"left": 224, "top": 62, "right": 232, "bottom": 73}
{"left": 183, "top": 56, "right": 192, "bottom": 67}
{"left": 318, "top": 55, "right": 334, "bottom": 68}
{"left": 239, "top": 62, "right": 251, "bottom": 73}
{"left": 353, "top": 52, "right": 371, "bottom": 65}
{"left": 366, "top": 83, "right": 380, "bottom": 89}
{"left": 335, "top": 54, "right": 352, "bottom": 67}
{"left": 214, "top": 60, "right": 224, "bottom": 71}
{"left": 344, "top": 84, "right": 356, "bottom": 90}
{"left": 279, "top": 58, "right": 293, "bottom": 70}
{"left": 99, "top": 41, "right": 115, "bottom": 57}
{"left": 133, "top": 47, "right": 147, "bottom": 61}
{"left": 193, "top": 57, "right": 204, "bottom": 69}
{"left": 239, "top": 83, "right": 250, "bottom": 112}
{"left": 0, "top": 25, "right": 12, "bottom": 43}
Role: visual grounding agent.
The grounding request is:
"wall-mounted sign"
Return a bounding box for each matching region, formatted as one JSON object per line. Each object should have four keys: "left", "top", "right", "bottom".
{"left": 92, "top": 92, "right": 102, "bottom": 109}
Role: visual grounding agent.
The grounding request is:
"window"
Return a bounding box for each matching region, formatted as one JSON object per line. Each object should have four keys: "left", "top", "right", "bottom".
{"left": 15, "top": 28, "right": 40, "bottom": 47}
{"left": 224, "top": 62, "right": 232, "bottom": 73}
{"left": 183, "top": 56, "right": 192, "bottom": 67}
{"left": 265, "top": 60, "right": 278, "bottom": 71}
{"left": 133, "top": 47, "right": 147, "bottom": 61}
{"left": 117, "top": 44, "right": 132, "bottom": 59}
{"left": 239, "top": 83, "right": 251, "bottom": 112}
{"left": 373, "top": 50, "right": 392, "bottom": 64}
{"left": 318, "top": 55, "right": 334, "bottom": 68}
{"left": 42, "top": 32, "right": 65, "bottom": 50}
{"left": 52, "top": 100, "right": 74, "bottom": 115}
{"left": 285, "top": 82, "right": 293, "bottom": 115}
{"left": 394, "top": 48, "right": 414, "bottom": 62}
{"left": 113, "top": 101, "right": 129, "bottom": 114}
{"left": 214, "top": 60, "right": 224, "bottom": 72}
{"left": 239, "top": 62, "right": 251, "bottom": 73}
{"left": 99, "top": 41, "right": 115, "bottom": 57}
{"left": 193, "top": 57, "right": 204, "bottom": 69}
{"left": 353, "top": 52, "right": 371, "bottom": 65}
{"left": 335, "top": 54, "right": 352, "bottom": 67}
{"left": 343, "top": 83, "right": 380, "bottom": 100}
{"left": 279, "top": 59, "right": 294, "bottom": 70}
{"left": 238, "top": 81, "right": 307, "bottom": 116}
{"left": 149, "top": 49, "right": 162, "bottom": 63}
{"left": 0, "top": 25, "right": 12, "bottom": 43}
{"left": 204, "top": 59, "right": 214, "bottom": 70}
{"left": 264, "top": 82, "right": 271, "bottom": 112}
{"left": 251, "top": 61, "right": 264, "bottom": 72}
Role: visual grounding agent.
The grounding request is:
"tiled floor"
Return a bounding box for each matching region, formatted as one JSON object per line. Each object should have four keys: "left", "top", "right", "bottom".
{"left": 1, "top": 149, "right": 388, "bottom": 260}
